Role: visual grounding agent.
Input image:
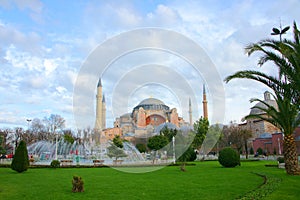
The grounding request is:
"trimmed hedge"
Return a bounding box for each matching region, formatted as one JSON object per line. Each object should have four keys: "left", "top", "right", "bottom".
{"left": 11, "top": 140, "right": 29, "bottom": 173}
{"left": 50, "top": 160, "right": 61, "bottom": 168}
{"left": 277, "top": 157, "right": 284, "bottom": 163}
{"left": 218, "top": 147, "right": 240, "bottom": 168}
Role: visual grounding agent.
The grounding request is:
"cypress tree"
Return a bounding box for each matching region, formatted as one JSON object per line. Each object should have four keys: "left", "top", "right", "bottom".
{"left": 11, "top": 140, "right": 29, "bottom": 173}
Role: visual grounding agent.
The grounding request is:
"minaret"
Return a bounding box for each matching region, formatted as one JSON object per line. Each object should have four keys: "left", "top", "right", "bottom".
{"left": 202, "top": 84, "right": 208, "bottom": 119}
{"left": 189, "top": 98, "right": 192, "bottom": 126}
{"left": 102, "top": 94, "right": 106, "bottom": 129}
{"left": 95, "top": 78, "right": 103, "bottom": 130}
{"left": 264, "top": 91, "right": 271, "bottom": 101}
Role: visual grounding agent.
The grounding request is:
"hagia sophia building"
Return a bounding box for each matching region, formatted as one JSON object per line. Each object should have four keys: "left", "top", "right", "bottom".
{"left": 93, "top": 78, "right": 300, "bottom": 155}
{"left": 94, "top": 78, "right": 208, "bottom": 143}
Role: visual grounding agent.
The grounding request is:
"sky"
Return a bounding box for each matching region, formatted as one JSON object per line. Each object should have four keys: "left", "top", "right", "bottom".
{"left": 0, "top": 0, "right": 299, "bottom": 130}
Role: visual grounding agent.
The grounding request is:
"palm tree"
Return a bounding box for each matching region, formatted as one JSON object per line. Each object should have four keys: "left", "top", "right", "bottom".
{"left": 245, "top": 21, "right": 300, "bottom": 107}
{"left": 225, "top": 21, "right": 300, "bottom": 175}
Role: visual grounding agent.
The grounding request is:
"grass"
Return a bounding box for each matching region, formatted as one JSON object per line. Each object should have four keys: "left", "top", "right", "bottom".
{"left": 0, "top": 161, "right": 300, "bottom": 200}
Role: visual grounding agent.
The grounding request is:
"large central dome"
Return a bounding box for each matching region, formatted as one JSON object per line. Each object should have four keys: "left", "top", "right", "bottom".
{"left": 138, "top": 98, "right": 165, "bottom": 106}
{"left": 133, "top": 98, "right": 170, "bottom": 112}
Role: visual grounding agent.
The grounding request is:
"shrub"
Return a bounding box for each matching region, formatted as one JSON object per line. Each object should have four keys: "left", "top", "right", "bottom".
{"left": 249, "top": 147, "right": 254, "bottom": 155}
{"left": 277, "top": 157, "right": 285, "bottom": 163}
{"left": 177, "top": 147, "right": 197, "bottom": 162}
{"left": 218, "top": 147, "right": 240, "bottom": 168}
{"left": 72, "top": 175, "right": 84, "bottom": 192}
{"left": 257, "top": 147, "right": 263, "bottom": 155}
{"left": 50, "top": 160, "right": 60, "bottom": 168}
{"left": 189, "top": 149, "right": 197, "bottom": 161}
{"left": 11, "top": 140, "right": 29, "bottom": 173}
{"left": 136, "top": 143, "right": 147, "bottom": 153}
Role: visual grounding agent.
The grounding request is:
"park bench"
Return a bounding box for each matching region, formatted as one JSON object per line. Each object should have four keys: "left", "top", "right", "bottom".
{"left": 93, "top": 159, "right": 104, "bottom": 166}
{"left": 60, "top": 159, "right": 73, "bottom": 166}
{"left": 29, "top": 158, "right": 35, "bottom": 164}
{"left": 113, "top": 160, "right": 123, "bottom": 165}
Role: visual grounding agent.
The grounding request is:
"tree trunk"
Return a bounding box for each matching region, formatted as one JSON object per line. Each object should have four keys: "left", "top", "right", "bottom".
{"left": 180, "top": 162, "right": 186, "bottom": 172}
{"left": 152, "top": 151, "right": 157, "bottom": 164}
{"left": 244, "top": 140, "right": 248, "bottom": 159}
{"left": 283, "top": 134, "right": 300, "bottom": 175}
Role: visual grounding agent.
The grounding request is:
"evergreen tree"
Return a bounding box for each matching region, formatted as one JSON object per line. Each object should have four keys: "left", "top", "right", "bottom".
{"left": 107, "top": 144, "right": 127, "bottom": 161}
{"left": 11, "top": 140, "right": 29, "bottom": 173}
{"left": 0, "top": 135, "right": 6, "bottom": 154}
{"left": 147, "top": 134, "right": 168, "bottom": 163}
{"left": 160, "top": 126, "right": 178, "bottom": 142}
{"left": 113, "top": 135, "right": 123, "bottom": 148}
{"left": 136, "top": 143, "right": 147, "bottom": 153}
{"left": 192, "top": 117, "right": 209, "bottom": 150}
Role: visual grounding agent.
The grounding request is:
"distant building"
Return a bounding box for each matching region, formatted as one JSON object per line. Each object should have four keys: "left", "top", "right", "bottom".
{"left": 240, "top": 91, "right": 281, "bottom": 138}
{"left": 252, "top": 133, "right": 283, "bottom": 155}
{"left": 239, "top": 91, "right": 300, "bottom": 155}
{"left": 94, "top": 79, "right": 209, "bottom": 143}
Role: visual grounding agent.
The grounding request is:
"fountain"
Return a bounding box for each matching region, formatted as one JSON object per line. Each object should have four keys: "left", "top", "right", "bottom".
{"left": 27, "top": 139, "right": 146, "bottom": 165}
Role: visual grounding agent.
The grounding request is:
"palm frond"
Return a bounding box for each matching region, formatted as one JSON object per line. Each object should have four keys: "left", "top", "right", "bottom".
{"left": 226, "top": 21, "right": 300, "bottom": 137}
{"left": 293, "top": 21, "right": 300, "bottom": 44}
{"left": 224, "top": 70, "right": 285, "bottom": 94}
{"left": 293, "top": 113, "right": 300, "bottom": 128}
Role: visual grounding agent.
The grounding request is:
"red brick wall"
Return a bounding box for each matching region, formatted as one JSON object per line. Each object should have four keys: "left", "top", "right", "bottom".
{"left": 253, "top": 138, "right": 272, "bottom": 154}
{"left": 252, "top": 133, "right": 283, "bottom": 155}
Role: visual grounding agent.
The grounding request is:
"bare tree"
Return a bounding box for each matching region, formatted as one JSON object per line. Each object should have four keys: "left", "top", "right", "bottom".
{"left": 0, "top": 129, "right": 9, "bottom": 154}
{"left": 31, "top": 118, "right": 45, "bottom": 133}
{"left": 1, "top": 129, "right": 14, "bottom": 154}
{"left": 32, "top": 118, "right": 50, "bottom": 140}
{"left": 44, "top": 114, "right": 65, "bottom": 140}
{"left": 21, "top": 131, "right": 36, "bottom": 145}
{"left": 12, "top": 127, "right": 24, "bottom": 153}
{"left": 221, "top": 124, "right": 252, "bottom": 158}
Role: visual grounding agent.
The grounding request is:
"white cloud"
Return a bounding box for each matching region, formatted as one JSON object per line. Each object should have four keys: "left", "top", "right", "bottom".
{"left": 83, "top": 1, "right": 142, "bottom": 29}
{"left": 28, "top": 76, "right": 45, "bottom": 89}
{"left": 0, "top": 0, "right": 43, "bottom": 13}
{"left": 44, "top": 59, "right": 58, "bottom": 76}
{"left": 116, "top": 7, "right": 142, "bottom": 27}
{"left": 0, "top": 110, "right": 24, "bottom": 126}
{"left": 56, "top": 86, "right": 67, "bottom": 94}
{"left": 0, "top": 23, "right": 42, "bottom": 53}
{"left": 0, "top": 0, "right": 44, "bottom": 23}
{"left": 146, "top": 4, "right": 181, "bottom": 26}
{"left": 1, "top": 0, "right": 300, "bottom": 129}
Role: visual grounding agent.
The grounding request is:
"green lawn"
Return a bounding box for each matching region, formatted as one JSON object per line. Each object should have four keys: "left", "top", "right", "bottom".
{"left": 0, "top": 161, "right": 299, "bottom": 200}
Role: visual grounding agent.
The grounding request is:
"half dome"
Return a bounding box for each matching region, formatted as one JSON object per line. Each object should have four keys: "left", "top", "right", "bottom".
{"left": 155, "top": 122, "right": 179, "bottom": 133}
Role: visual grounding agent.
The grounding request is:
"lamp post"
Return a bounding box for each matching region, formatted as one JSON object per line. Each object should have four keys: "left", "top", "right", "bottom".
{"left": 26, "top": 119, "right": 32, "bottom": 131}
{"left": 278, "top": 137, "right": 281, "bottom": 155}
{"left": 100, "top": 130, "right": 102, "bottom": 160}
{"left": 55, "top": 133, "right": 58, "bottom": 160}
{"left": 172, "top": 136, "right": 175, "bottom": 164}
